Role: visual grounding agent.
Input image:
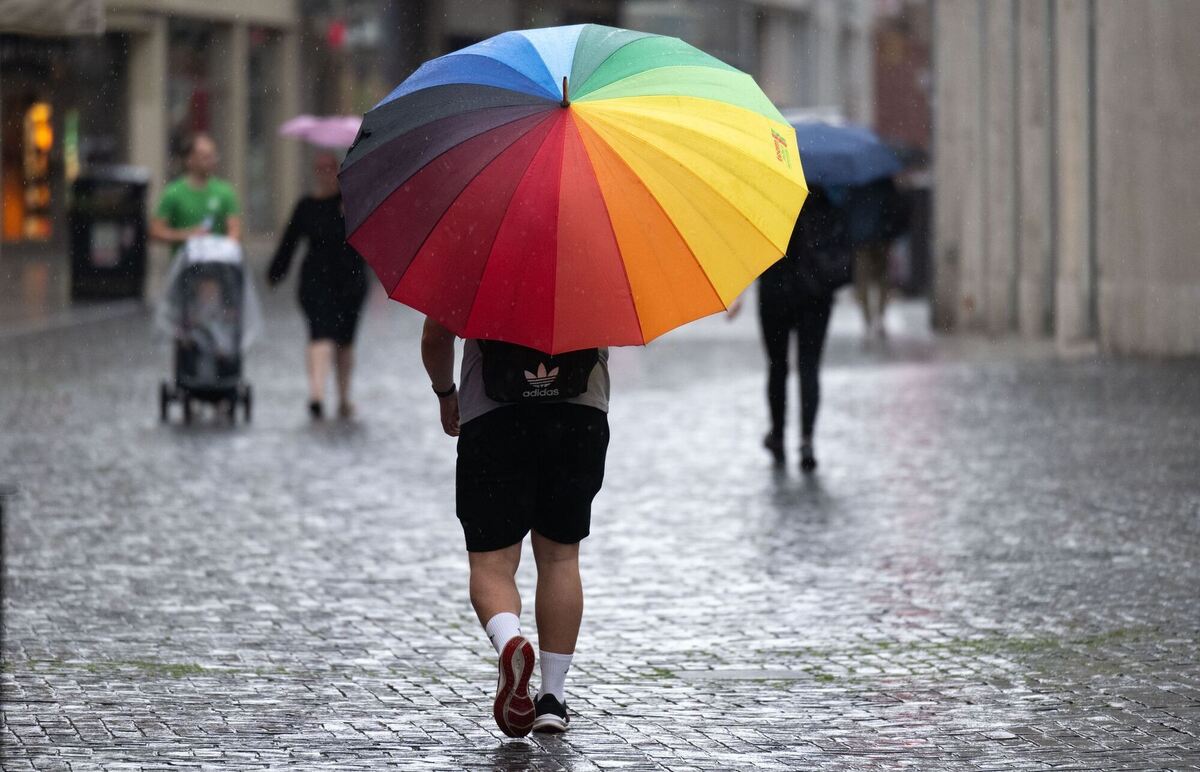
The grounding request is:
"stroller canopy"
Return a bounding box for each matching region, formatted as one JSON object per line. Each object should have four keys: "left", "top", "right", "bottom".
{"left": 154, "top": 235, "right": 264, "bottom": 351}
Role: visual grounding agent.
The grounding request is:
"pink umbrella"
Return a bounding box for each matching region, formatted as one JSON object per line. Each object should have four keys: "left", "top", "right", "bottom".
{"left": 278, "top": 115, "right": 362, "bottom": 149}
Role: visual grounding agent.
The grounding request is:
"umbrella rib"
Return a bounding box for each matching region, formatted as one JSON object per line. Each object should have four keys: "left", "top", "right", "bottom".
{"left": 380, "top": 112, "right": 559, "bottom": 301}
{"left": 560, "top": 116, "right": 646, "bottom": 348}
{"left": 581, "top": 97, "right": 801, "bottom": 204}
{"left": 571, "top": 35, "right": 652, "bottom": 97}
{"left": 580, "top": 115, "right": 795, "bottom": 306}
{"left": 573, "top": 115, "right": 727, "bottom": 317}
{"left": 347, "top": 90, "right": 556, "bottom": 170}
{"left": 460, "top": 117, "right": 564, "bottom": 340}
{"left": 581, "top": 108, "right": 801, "bottom": 259}
{"left": 451, "top": 116, "right": 564, "bottom": 336}
{"left": 572, "top": 39, "right": 736, "bottom": 101}
{"left": 577, "top": 78, "right": 787, "bottom": 124}
{"left": 344, "top": 106, "right": 555, "bottom": 238}
{"left": 445, "top": 52, "right": 561, "bottom": 101}
{"left": 381, "top": 53, "right": 560, "bottom": 105}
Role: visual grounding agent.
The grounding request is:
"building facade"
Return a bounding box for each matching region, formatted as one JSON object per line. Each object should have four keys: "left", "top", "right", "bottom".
{"left": 932, "top": 0, "right": 1200, "bottom": 355}
{"left": 622, "top": 0, "right": 875, "bottom": 123}
{"left": 1, "top": 0, "right": 303, "bottom": 256}
{"left": 298, "top": 0, "right": 622, "bottom": 120}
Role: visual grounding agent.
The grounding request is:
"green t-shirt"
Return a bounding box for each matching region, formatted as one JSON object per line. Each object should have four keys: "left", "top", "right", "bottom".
{"left": 155, "top": 176, "right": 239, "bottom": 242}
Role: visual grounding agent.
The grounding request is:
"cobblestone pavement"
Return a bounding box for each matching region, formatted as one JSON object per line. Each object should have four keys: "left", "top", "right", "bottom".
{"left": 2, "top": 286, "right": 1199, "bottom": 771}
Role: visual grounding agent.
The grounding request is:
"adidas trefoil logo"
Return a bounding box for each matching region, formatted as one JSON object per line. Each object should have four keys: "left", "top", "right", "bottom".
{"left": 524, "top": 363, "right": 559, "bottom": 388}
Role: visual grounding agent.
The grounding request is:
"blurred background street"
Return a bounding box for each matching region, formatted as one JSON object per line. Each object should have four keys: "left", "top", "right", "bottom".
{"left": 3, "top": 0, "right": 1200, "bottom": 770}
{"left": 3, "top": 287, "right": 1199, "bottom": 769}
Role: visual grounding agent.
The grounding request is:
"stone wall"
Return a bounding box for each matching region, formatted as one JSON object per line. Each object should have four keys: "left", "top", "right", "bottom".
{"left": 932, "top": 0, "right": 1200, "bottom": 355}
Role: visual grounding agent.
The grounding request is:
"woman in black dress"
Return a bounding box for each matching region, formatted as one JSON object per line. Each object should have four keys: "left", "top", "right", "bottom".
{"left": 268, "top": 152, "right": 369, "bottom": 419}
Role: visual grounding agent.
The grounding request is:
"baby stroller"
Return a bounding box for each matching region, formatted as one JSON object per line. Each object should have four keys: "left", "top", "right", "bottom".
{"left": 156, "top": 235, "right": 262, "bottom": 424}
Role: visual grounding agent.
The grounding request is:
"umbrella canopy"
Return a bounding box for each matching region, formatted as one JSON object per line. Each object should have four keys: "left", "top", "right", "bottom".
{"left": 789, "top": 119, "right": 901, "bottom": 187}
{"left": 279, "top": 115, "right": 362, "bottom": 149}
{"left": 340, "top": 24, "right": 807, "bottom": 354}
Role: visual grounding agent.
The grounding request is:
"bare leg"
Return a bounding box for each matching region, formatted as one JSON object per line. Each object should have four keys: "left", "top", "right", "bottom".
{"left": 306, "top": 340, "right": 334, "bottom": 403}
{"left": 335, "top": 344, "right": 355, "bottom": 416}
{"left": 875, "top": 244, "right": 891, "bottom": 336}
{"left": 531, "top": 531, "right": 582, "bottom": 654}
{"left": 853, "top": 247, "right": 874, "bottom": 333}
{"left": 468, "top": 542, "right": 523, "bottom": 625}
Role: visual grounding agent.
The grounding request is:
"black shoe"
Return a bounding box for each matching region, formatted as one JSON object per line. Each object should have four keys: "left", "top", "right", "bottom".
{"left": 308, "top": 400, "right": 324, "bottom": 420}
{"left": 800, "top": 443, "right": 817, "bottom": 473}
{"left": 532, "top": 693, "right": 569, "bottom": 734}
{"left": 763, "top": 432, "right": 785, "bottom": 465}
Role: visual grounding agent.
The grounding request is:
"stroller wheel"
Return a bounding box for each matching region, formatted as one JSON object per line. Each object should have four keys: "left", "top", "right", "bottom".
{"left": 182, "top": 396, "right": 194, "bottom": 425}
{"left": 159, "top": 381, "right": 172, "bottom": 422}
{"left": 242, "top": 385, "right": 253, "bottom": 423}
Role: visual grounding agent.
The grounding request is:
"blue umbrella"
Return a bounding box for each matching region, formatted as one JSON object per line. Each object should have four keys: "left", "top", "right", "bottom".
{"left": 791, "top": 120, "right": 902, "bottom": 187}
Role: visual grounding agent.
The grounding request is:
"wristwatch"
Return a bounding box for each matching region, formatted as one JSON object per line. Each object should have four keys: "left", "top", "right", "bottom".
{"left": 432, "top": 382, "right": 457, "bottom": 398}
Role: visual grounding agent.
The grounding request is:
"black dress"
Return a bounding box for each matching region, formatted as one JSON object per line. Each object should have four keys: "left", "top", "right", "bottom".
{"left": 268, "top": 194, "right": 369, "bottom": 345}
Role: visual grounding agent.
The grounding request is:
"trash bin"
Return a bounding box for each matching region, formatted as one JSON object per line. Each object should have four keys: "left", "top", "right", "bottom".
{"left": 69, "top": 165, "right": 150, "bottom": 300}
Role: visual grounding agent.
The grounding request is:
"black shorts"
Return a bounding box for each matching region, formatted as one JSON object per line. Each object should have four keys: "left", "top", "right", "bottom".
{"left": 456, "top": 403, "right": 609, "bottom": 552}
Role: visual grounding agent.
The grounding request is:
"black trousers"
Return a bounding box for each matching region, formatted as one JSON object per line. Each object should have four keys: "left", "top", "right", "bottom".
{"left": 759, "top": 300, "right": 833, "bottom": 440}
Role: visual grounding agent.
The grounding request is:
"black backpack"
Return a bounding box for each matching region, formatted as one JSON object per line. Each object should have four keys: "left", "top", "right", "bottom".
{"left": 479, "top": 340, "right": 599, "bottom": 403}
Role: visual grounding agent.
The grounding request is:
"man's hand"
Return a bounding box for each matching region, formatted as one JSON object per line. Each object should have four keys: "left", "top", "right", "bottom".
{"left": 225, "top": 215, "right": 243, "bottom": 242}
{"left": 438, "top": 394, "right": 461, "bottom": 437}
{"left": 150, "top": 217, "right": 205, "bottom": 244}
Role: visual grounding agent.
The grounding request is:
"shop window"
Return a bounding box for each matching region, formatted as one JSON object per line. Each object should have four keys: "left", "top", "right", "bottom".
{"left": 22, "top": 101, "right": 53, "bottom": 240}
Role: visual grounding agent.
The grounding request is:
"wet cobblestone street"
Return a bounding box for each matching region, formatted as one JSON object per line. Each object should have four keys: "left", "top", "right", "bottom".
{"left": 3, "top": 288, "right": 1199, "bottom": 770}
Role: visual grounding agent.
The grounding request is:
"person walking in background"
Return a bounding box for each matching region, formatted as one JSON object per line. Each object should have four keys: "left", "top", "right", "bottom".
{"left": 150, "top": 133, "right": 241, "bottom": 248}
{"left": 268, "top": 152, "right": 369, "bottom": 420}
{"left": 842, "top": 177, "right": 906, "bottom": 340}
{"left": 420, "top": 319, "right": 610, "bottom": 737}
{"left": 738, "top": 188, "right": 848, "bottom": 472}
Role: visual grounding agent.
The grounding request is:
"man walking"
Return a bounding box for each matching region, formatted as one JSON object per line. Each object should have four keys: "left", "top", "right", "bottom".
{"left": 150, "top": 132, "right": 241, "bottom": 248}
{"left": 420, "top": 318, "right": 610, "bottom": 737}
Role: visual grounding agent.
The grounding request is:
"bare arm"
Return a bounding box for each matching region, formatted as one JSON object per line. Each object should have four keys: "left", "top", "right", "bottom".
{"left": 225, "top": 214, "right": 243, "bottom": 242}
{"left": 150, "top": 216, "right": 200, "bottom": 244}
{"left": 421, "top": 317, "right": 460, "bottom": 436}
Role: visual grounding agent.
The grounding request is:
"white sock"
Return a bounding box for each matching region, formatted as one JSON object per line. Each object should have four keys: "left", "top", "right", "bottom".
{"left": 484, "top": 612, "right": 521, "bottom": 655}
{"left": 538, "top": 650, "right": 572, "bottom": 702}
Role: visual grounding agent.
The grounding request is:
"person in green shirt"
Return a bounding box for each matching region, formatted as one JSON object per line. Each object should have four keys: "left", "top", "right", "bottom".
{"left": 150, "top": 133, "right": 242, "bottom": 247}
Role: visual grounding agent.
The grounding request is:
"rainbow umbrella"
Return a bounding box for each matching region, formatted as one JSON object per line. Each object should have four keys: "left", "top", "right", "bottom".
{"left": 340, "top": 24, "right": 807, "bottom": 354}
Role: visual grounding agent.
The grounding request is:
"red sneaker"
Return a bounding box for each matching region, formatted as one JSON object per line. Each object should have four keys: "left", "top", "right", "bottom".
{"left": 493, "top": 636, "right": 536, "bottom": 737}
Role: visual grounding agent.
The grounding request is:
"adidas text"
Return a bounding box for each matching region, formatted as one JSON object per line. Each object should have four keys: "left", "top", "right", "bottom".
{"left": 522, "top": 387, "right": 560, "bottom": 398}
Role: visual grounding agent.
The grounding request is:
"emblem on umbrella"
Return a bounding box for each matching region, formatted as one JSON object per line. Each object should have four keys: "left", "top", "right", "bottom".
{"left": 340, "top": 24, "right": 808, "bottom": 353}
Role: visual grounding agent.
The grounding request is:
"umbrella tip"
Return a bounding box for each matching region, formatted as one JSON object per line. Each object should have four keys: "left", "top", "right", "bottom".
{"left": 561, "top": 76, "right": 569, "bottom": 108}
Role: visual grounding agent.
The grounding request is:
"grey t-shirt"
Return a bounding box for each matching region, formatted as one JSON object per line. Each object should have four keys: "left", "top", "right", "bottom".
{"left": 458, "top": 339, "right": 610, "bottom": 425}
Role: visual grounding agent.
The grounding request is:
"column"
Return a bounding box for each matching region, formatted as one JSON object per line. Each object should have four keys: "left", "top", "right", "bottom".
{"left": 982, "top": 0, "right": 1017, "bottom": 333}
{"left": 271, "top": 27, "right": 302, "bottom": 231}
{"left": 931, "top": 0, "right": 984, "bottom": 330}
{"left": 844, "top": 0, "right": 875, "bottom": 126}
{"left": 812, "top": 0, "right": 840, "bottom": 109}
{"left": 211, "top": 21, "right": 249, "bottom": 210}
{"left": 1095, "top": 0, "right": 1200, "bottom": 354}
{"left": 127, "top": 16, "right": 167, "bottom": 207}
{"left": 1015, "top": 0, "right": 1054, "bottom": 338}
{"left": 126, "top": 14, "right": 168, "bottom": 299}
{"left": 759, "top": 7, "right": 799, "bottom": 108}
{"left": 1052, "top": 0, "right": 1095, "bottom": 350}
